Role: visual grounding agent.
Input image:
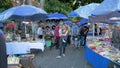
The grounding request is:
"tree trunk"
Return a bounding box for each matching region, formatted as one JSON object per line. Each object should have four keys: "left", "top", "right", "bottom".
{"left": 39, "top": 0, "right": 45, "bottom": 9}
{"left": 27, "top": 0, "right": 32, "bottom": 5}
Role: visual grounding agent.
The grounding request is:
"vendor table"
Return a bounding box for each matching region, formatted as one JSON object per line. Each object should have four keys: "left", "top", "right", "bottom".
{"left": 6, "top": 42, "right": 45, "bottom": 55}
{"left": 85, "top": 46, "right": 110, "bottom": 68}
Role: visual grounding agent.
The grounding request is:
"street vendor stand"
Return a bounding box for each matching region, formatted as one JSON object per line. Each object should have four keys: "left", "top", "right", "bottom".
{"left": 85, "top": 36, "right": 120, "bottom": 68}
{"left": 85, "top": 11, "right": 120, "bottom": 68}
{"left": 7, "top": 41, "right": 45, "bottom": 68}
{"left": 6, "top": 42, "right": 45, "bottom": 55}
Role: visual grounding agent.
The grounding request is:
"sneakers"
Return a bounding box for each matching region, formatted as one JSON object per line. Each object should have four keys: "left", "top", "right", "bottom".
{"left": 62, "top": 54, "right": 65, "bottom": 57}
{"left": 56, "top": 56, "right": 61, "bottom": 59}
{"left": 56, "top": 54, "right": 65, "bottom": 59}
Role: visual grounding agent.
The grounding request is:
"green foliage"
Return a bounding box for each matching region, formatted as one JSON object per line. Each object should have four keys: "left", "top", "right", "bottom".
{"left": 0, "top": 8, "right": 5, "bottom": 12}
{"left": 0, "top": 0, "right": 12, "bottom": 12}
{"left": 59, "top": 0, "right": 103, "bottom": 10}
{"left": 69, "top": 16, "right": 81, "bottom": 22}
{"left": 44, "top": 0, "right": 72, "bottom": 15}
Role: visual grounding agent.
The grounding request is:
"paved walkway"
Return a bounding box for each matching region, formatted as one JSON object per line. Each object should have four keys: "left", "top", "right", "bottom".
{"left": 33, "top": 45, "right": 93, "bottom": 68}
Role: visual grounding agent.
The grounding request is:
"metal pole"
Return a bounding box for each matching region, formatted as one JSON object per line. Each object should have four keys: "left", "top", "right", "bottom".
{"left": 92, "top": 23, "right": 95, "bottom": 37}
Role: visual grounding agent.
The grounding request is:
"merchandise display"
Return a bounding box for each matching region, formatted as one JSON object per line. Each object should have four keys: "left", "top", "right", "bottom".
{"left": 87, "top": 36, "right": 120, "bottom": 66}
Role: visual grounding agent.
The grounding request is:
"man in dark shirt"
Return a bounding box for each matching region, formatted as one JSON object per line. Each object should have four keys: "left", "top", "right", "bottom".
{"left": 79, "top": 26, "right": 89, "bottom": 46}
{"left": 0, "top": 29, "right": 7, "bottom": 68}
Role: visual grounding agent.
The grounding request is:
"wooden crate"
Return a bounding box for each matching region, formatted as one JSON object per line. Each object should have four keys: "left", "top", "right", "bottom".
{"left": 19, "top": 54, "right": 35, "bottom": 68}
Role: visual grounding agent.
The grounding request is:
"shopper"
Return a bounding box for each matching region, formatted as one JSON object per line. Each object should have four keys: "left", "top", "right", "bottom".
{"left": 56, "top": 25, "right": 68, "bottom": 59}
{"left": 54, "top": 25, "right": 60, "bottom": 49}
{"left": 94, "top": 24, "right": 100, "bottom": 36}
{"left": 71, "top": 23, "right": 79, "bottom": 47}
{"left": 79, "top": 25, "right": 89, "bottom": 47}
{"left": 37, "top": 24, "right": 43, "bottom": 40}
{"left": 0, "top": 29, "right": 7, "bottom": 68}
{"left": 112, "top": 24, "right": 120, "bottom": 50}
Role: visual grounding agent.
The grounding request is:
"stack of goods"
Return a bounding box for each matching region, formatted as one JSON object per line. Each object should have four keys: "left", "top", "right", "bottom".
{"left": 8, "top": 56, "right": 20, "bottom": 65}
{"left": 8, "top": 56, "right": 20, "bottom": 68}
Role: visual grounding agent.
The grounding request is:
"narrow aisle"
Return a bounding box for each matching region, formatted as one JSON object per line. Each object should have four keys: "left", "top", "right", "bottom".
{"left": 33, "top": 46, "right": 93, "bottom": 68}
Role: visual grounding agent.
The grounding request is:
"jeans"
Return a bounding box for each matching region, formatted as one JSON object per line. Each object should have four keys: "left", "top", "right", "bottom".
{"left": 59, "top": 38, "right": 67, "bottom": 56}
{"left": 72, "top": 35, "right": 79, "bottom": 47}
{"left": 67, "top": 35, "right": 71, "bottom": 45}
{"left": 55, "top": 36, "right": 60, "bottom": 49}
{"left": 80, "top": 36, "right": 85, "bottom": 46}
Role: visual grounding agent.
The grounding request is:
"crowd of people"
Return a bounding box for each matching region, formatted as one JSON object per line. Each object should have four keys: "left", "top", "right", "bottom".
{"left": 1, "top": 19, "right": 120, "bottom": 67}
{"left": 36, "top": 20, "right": 89, "bottom": 59}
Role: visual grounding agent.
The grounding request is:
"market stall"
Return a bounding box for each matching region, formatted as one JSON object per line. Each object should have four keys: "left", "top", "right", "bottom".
{"left": 6, "top": 40, "right": 45, "bottom": 68}
{"left": 86, "top": 0, "right": 120, "bottom": 67}
{"left": 6, "top": 41, "right": 45, "bottom": 55}
{"left": 87, "top": 10, "right": 120, "bottom": 68}
{"left": 85, "top": 37, "right": 120, "bottom": 68}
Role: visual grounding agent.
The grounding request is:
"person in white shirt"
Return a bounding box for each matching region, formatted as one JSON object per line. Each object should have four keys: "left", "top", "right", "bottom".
{"left": 37, "top": 25, "right": 43, "bottom": 39}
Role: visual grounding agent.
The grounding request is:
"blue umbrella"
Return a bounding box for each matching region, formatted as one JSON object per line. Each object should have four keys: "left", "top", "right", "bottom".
{"left": 77, "top": 18, "right": 88, "bottom": 26}
{"left": 0, "top": 23, "right": 3, "bottom": 27}
{"left": 68, "top": 11, "right": 78, "bottom": 17}
{"left": 0, "top": 5, "right": 48, "bottom": 21}
{"left": 64, "top": 21, "right": 73, "bottom": 25}
{"left": 48, "top": 13, "right": 68, "bottom": 20}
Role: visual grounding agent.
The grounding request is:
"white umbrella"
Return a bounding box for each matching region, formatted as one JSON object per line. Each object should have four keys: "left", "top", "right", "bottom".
{"left": 74, "top": 3, "right": 99, "bottom": 19}
{"left": 91, "top": 0, "right": 120, "bottom": 15}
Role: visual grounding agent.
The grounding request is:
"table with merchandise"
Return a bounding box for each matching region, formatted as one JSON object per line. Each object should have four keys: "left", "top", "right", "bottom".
{"left": 85, "top": 37, "right": 120, "bottom": 68}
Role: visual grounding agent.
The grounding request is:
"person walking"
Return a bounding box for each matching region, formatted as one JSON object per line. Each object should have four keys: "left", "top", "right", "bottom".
{"left": 56, "top": 25, "right": 68, "bottom": 59}
{"left": 79, "top": 25, "right": 89, "bottom": 47}
{"left": 71, "top": 23, "right": 79, "bottom": 48}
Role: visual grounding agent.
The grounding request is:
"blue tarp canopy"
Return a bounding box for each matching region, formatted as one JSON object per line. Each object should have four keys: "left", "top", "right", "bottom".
{"left": 75, "top": 3, "right": 99, "bottom": 19}
{"left": 77, "top": 18, "right": 88, "bottom": 26}
{"left": 92, "top": 0, "right": 120, "bottom": 15}
{"left": 69, "top": 3, "right": 99, "bottom": 19}
{"left": 63, "top": 21, "right": 73, "bottom": 25}
{"left": 90, "top": 11, "right": 120, "bottom": 23}
{"left": 48, "top": 13, "right": 68, "bottom": 20}
{"left": 0, "top": 23, "right": 3, "bottom": 27}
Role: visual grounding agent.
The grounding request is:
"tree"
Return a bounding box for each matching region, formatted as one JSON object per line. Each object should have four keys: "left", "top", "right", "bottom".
{"left": 0, "top": 0, "right": 12, "bottom": 12}
{"left": 44, "top": 0, "right": 72, "bottom": 15}
{"left": 58, "top": 0, "right": 103, "bottom": 10}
